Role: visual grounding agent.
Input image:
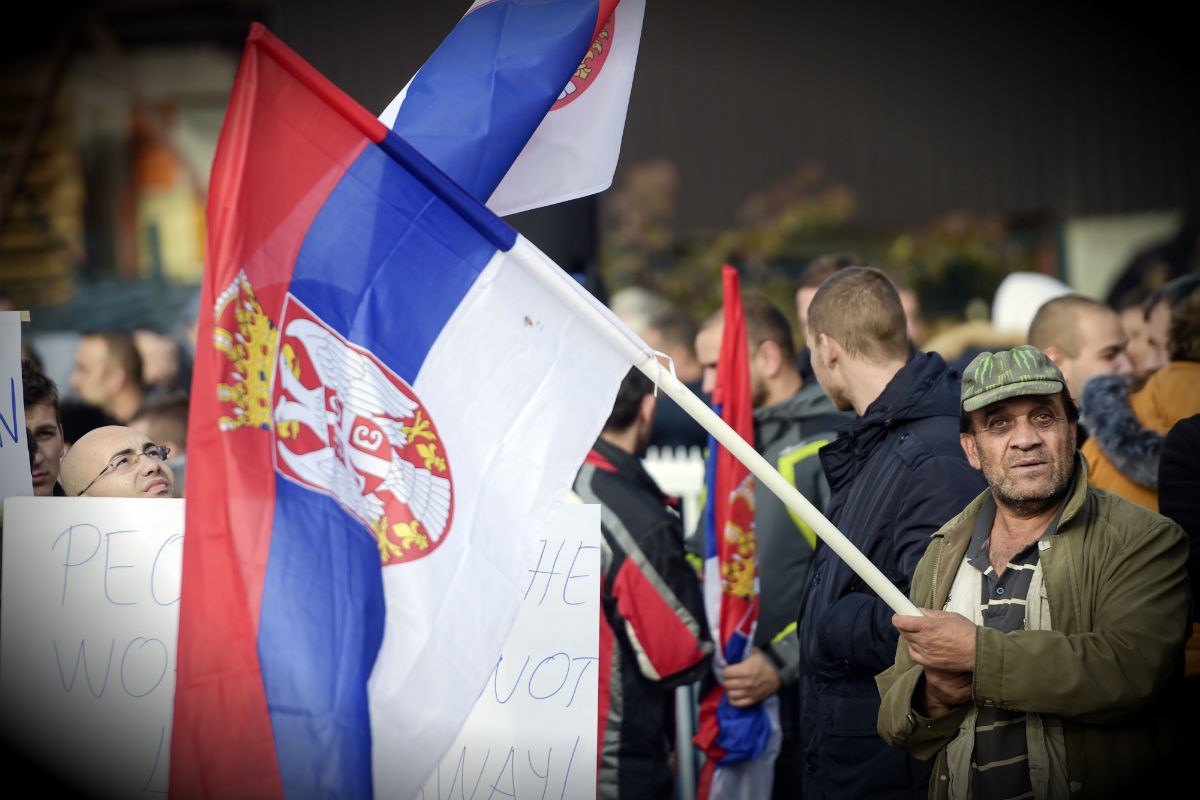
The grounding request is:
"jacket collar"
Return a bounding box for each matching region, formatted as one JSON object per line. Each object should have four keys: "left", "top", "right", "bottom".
{"left": 1055, "top": 454, "right": 1092, "bottom": 532}
{"left": 930, "top": 455, "right": 1088, "bottom": 607}
{"left": 587, "top": 438, "right": 679, "bottom": 510}
{"left": 820, "top": 351, "right": 960, "bottom": 488}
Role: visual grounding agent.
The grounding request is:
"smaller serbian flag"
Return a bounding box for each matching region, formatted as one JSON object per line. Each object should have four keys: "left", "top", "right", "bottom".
{"left": 378, "top": 0, "right": 644, "bottom": 216}
{"left": 170, "top": 23, "right": 647, "bottom": 800}
{"left": 693, "top": 265, "right": 773, "bottom": 799}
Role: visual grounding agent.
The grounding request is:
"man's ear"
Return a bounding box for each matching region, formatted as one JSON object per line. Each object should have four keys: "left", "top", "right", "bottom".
{"left": 1042, "top": 345, "right": 1069, "bottom": 376}
{"left": 638, "top": 392, "right": 657, "bottom": 430}
{"left": 960, "top": 430, "right": 982, "bottom": 470}
{"left": 817, "top": 333, "right": 840, "bottom": 368}
{"left": 754, "top": 339, "right": 783, "bottom": 379}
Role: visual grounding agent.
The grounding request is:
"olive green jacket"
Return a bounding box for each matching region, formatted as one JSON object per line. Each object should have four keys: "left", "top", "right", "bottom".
{"left": 876, "top": 458, "right": 1191, "bottom": 798}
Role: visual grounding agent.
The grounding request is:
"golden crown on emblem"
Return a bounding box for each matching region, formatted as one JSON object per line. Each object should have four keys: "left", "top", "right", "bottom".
{"left": 213, "top": 270, "right": 278, "bottom": 431}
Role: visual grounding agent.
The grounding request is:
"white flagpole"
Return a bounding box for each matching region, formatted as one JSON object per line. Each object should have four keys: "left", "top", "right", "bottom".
{"left": 634, "top": 357, "right": 923, "bottom": 617}
{"left": 505, "top": 236, "right": 921, "bottom": 617}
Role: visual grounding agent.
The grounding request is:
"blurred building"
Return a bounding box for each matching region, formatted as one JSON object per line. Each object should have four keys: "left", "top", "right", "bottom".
{"left": 2, "top": 1, "right": 1197, "bottom": 333}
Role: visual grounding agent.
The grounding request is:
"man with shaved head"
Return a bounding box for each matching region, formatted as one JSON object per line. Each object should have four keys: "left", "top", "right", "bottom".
{"left": 797, "top": 266, "right": 986, "bottom": 798}
{"left": 1027, "top": 294, "right": 1133, "bottom": 402}
{"left": 59, "top": 425, "right": 176, "bottom": 498}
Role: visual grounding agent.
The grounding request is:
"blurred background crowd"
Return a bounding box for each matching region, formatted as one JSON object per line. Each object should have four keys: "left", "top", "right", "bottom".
{"left": 4, "top": 0, "right": 1198, "bottom": 492}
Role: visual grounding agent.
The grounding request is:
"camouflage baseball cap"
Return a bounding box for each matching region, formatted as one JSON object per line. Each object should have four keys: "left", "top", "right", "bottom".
{"left": 961, "top": 345, "right": 1065, "bottom": 412}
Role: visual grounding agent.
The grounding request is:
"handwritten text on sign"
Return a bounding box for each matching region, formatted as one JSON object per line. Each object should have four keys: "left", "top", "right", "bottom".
{"left": 420, "top": 502, "right": 600, "bottom": 800}
{"left": 0, "top": 310, "right": 33, "bottom": 502}
{"left": 0, "top": 497, "right": 183, "bottom": 799}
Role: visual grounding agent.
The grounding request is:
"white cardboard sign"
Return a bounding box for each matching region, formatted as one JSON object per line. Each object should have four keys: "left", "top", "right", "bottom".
{"left": 0, "top": 496, "right": 184, "bottom": 798}
{"left": 0, "top": 311, "right": 33, "bottom": 504}
{"left": 1, "top": 498, "right": 599, "bottom": 800}
{"left": 419, "top": 502, "right": 600, "bottom": 800}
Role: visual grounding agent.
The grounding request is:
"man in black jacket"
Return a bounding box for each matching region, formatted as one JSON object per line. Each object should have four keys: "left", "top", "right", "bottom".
{"left": 573, "top": 368, "right": 713, "bottom": 799}
{"left": 797, "top": 267, "right": 987, "bottom": 799}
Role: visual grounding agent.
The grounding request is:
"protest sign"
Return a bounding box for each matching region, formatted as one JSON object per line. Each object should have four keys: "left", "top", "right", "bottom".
{"left": 0, "top": 311, "right": 32, "bottom": 503}
{"left": 419, "top": 502, "right": 600, "bottom": 800}
{"left": 0, "top": 497, "right": 184, "bottom": 799}
{"left": 1, "top": 498, "right": 597, "bottom": 799}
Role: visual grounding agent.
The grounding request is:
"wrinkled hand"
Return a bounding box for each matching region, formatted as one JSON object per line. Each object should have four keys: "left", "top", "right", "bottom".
{"left": 921, "top": 667, "right": 972, "bottom": 718}
{"left": 892, "top": 609, "right": 977, "bottom": 672}
{"left": 723, "top": 649, "right": 780, "bottom": 707}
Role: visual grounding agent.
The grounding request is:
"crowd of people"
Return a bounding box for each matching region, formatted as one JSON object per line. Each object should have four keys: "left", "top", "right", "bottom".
{"left": 19, "top": 322, "right": 191, "bottom": 500}
{"left": 9, "top": 256, "right": 1199, "bottom": 798}
{"left": 598, "top": 261, "right": 1196, "bottom": 799}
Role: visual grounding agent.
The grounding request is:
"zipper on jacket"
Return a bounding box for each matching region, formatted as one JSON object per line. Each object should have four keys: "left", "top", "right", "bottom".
{"left": 927, "top": 536, "right": 945, "bottom": 608}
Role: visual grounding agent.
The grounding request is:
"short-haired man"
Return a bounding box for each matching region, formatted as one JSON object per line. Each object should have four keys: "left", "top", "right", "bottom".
{"left": 797, "top": 266, "right": 987, "bottom": 798}
{"left": 794, "top": 253, "right": 862, "bottom": 383}
{"left": 795, "top": 253, "right": 863, "bottom": 337}
{"left": 22, "top": 358, "right": 66, "bottom": 496}
{"left": 70, "top": 330, "right": 146, "bottom": 423}
{"left": 795, "top": 254, "right": 922, "bottom": 371}
{"left": 1027, "top": 293, "right": 1133, "bottom": 402}
{"left": 572, "top": 368, "right": 712, "bottom": 798}
{"left": 693, "top": 291, "right": 852, "bottom": 798}
{"left": 59, "top": 425, "right": 176, "bottom": 498}
{"left": 129, "top": 391, "right": 190, "bottom": 494}
{"left": 878, "top": 345, "right": 1189, "bottom": 797}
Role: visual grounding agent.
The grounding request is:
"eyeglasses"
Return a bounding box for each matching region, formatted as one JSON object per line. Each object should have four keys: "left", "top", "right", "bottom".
{"left": 77, "top": 443, "right": 171, "bottom": 496}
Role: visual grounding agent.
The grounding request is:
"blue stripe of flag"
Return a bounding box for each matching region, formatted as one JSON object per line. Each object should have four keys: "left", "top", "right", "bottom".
{"left": 390, "top": 0, "right": 601, "bottom": 201}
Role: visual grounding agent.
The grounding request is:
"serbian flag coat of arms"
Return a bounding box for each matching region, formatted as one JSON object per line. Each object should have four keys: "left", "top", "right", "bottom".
{"left": 692, "top": 266, "right": 779, "bottom": 799}
{"left": 169, "top": 23, "right": 647, "bottom": 800}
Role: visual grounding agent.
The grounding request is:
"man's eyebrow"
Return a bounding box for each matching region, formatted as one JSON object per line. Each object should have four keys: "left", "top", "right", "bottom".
{"left": 106, "top": 447, "right": 140, "bottom": 461}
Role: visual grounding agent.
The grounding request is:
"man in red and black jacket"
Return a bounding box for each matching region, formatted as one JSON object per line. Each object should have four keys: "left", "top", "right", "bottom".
{"left": 573, "top": 368, "right": 713, "bottom": 799}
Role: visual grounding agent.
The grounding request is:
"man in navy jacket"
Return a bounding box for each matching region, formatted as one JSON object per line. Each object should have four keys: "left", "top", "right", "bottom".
{"left": 796, "top": 267, "right": 987, "bottom": 798}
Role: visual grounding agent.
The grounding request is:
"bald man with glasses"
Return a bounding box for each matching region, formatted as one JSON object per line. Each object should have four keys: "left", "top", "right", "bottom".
{"left": 59, "top": 425, "right": 177, "bottom": 498}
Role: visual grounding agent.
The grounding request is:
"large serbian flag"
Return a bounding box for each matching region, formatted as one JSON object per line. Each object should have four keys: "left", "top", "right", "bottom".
{"left": 378, "top": 0, "right": 645, "bottom": 217}
{"left": 170, "top": 23, "right": 647, "bottom": 800}
{"left": 693, "top": 266, "right": 775, "bottom": 800}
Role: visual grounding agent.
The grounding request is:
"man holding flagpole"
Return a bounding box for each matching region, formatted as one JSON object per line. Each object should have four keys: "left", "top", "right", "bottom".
{"left": 877, "top": 345, "right": 1189, "bottom": 797}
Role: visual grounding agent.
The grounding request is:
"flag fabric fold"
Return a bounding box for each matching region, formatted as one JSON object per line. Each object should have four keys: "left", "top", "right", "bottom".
{"left": 170, "top": 22, "right": 647, "bottom": 800}
{"left": 378, "top": 0, "right": 644, "bottom": 217}
{"left": 692, "top": 265, "right": 776, "bottom": 799}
